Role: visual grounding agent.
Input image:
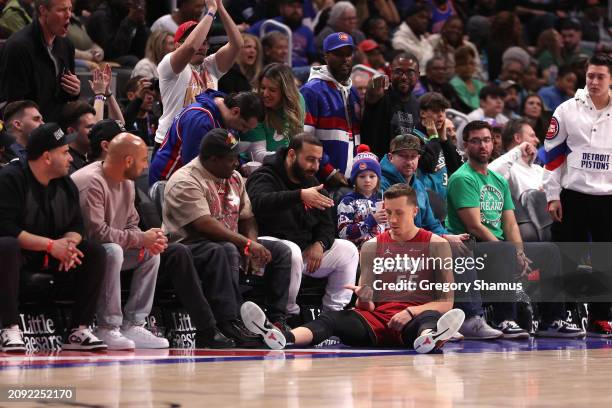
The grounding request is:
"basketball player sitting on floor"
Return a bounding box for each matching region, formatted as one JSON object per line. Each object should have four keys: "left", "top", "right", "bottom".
{"left": 241, "top": 183, "right": 465, "bottom": 353}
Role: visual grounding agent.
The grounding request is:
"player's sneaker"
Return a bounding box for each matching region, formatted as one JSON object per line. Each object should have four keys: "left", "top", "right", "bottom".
{"left": 121, "top": 324, "right": 169, "bottom": 349}
{"left": 459, "top": 315, "right": 503, "bottom": 340}
{"left": 240, "top": 301, "right": 286, "bottom": 350}
{"left": 449, "top": 331, "right": 465, "bottom": 342}
{"left": 0, "top": 327, "right": 26, "bottom": 353}
{"left": 94, "top": 327, "right": 135, "bottom": 350}
{"left": 63, "top": 327, "right": 107, "bottom": 351}
{"left": 496, "top": 320, "right": 530, "bottom": 339}
{"left": 536, "top": 320, "right": 585, "bottom": 338}
{"left": 586, "top": 320, "right": 612, "bottom": 338}
{"left": 414, "top": 309, "right": 465, "bottom": 354}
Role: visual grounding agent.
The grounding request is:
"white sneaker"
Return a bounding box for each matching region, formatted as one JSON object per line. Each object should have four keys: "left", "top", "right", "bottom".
{"left": 121, "top": 325, "right": 169, "bottom": 349}
{"left": 414, "top": 309, "right": 465, "bottom": 354}
{"left": 240, "top": 301, "right": 286, "bottom": 350}
{"left": 1, "top": 327, "right": 26, "bottom": 353}
{"left": 63, "top": 327, "right": 107, "bottom": 351}
{"left": 460, "top": 315, "right": 503, "bottom": 340}
{"left": 95, "top": 327, "right": 135, "bottom": 350}
{"left": 449, "top": 331, "right": 465, "bottom": 342}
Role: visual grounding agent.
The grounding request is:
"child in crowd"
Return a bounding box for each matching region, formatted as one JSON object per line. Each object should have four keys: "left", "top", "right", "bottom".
{"left": 337, "top": 145, "right": 387, "bottom": 248}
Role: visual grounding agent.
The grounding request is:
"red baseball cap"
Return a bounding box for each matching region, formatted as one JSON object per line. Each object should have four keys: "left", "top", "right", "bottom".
{"left": 358, "top": 39, "right": 379, "bottom": 53}
{"left": 174, "top": 20, "right": 198, "bottom": 43}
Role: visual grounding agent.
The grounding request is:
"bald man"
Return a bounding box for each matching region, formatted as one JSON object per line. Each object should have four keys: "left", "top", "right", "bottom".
{"left": 71, "top": 133, "right": 170, "bottom": 350}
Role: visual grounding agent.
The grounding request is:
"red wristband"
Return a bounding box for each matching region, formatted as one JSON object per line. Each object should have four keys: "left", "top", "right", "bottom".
{"left": 244, "top": 239, "right": 252, "bottom": 256}
{"left": 44, "top": 240, "right": 54, "bottom": 268}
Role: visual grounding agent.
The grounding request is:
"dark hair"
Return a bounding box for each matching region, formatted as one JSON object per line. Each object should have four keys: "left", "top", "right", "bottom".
{"left": 124, "top": 75, "right": 143, "bottom": 96}
{"left": 3, "top": 100, "right": 39, "bottom": 125}
{"left": 425, "top": 56, "right": 446, "bottom": 72}
{"left": 557, "top": 65, "right": 575, "bottom": 80}
{"left": 224, "top": 92, "right": 265, "bottom": 122}
{"left": 288, "top": 132, "right": 322, "bottom": 152}
{"left": 462, "top": 120, "right": 492, "bottom": 142}
{"left": 419, "top": 92, "right": 450, "bottom": 111}
{"left": 59, "top": 101, "right": 96, "bottom": 132}
{"left": 501, "top": 118, "right": 530, "bottom": 151}
{"left": 383, "top": 183, "right": 417, "bottom": 206}
{"left": 454, "top": 45, "right": 476, "bottom": 65}
{"left": 559, "top": 18, "right": 582, "bottom": 32}
{"left": 479, "top": 85, "right": 506, "bottom": 100}
{"left": 586, "top": 53, "right": 612, "bottom": 75}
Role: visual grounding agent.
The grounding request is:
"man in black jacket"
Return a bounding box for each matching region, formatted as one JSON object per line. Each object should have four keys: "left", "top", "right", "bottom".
{"left": 246, "top": 133, "right": 359, "bottom": 318}
{"left": 0, "top": 0, "right": 81, "bottom": 123}
{"left": 0, "top": 123, "right": 107, "bottom": 353}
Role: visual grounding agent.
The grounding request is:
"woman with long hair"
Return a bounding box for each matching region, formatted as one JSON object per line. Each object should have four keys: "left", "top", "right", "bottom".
{"left": 536, "top": 28, "right": 563, "bottom": 85}
{"left": 242, "top": 63, "right": 305, "bottom": 164}
{"left": 521, "top": 93, "right": 550, "bottom": 144}
{"left": 219, "top": 33, "right": 263, "bottom": 93}
{"left": 485, "top": 11, "right": 524, "bottom": 81}
{"left": 131, "top": 30, "right": 175, "bottom": 79}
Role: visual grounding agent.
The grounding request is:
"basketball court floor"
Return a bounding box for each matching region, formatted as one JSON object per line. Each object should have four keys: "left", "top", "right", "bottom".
{"left": 2, "top": 338, "right": 612, "bottom": 407}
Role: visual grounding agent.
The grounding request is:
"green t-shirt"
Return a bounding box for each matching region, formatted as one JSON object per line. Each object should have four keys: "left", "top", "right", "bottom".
{"left": 445, "top": 162, "right": 514, "bottom": 240}
{"left": 449, "top": 76, "right": 485, "bottom": 111}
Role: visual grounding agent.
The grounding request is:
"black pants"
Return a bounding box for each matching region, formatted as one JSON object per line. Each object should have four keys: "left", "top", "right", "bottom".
{"left": 158, "top": 243, "right": 217, "bottom": 331}
{"left": 552, "top": 189, "right": 612, "bottom": 320}
{"left": 303, "top": 309, "right": 441, "bottom": 348}
{"left": 0, "top": 238, "right": 105, "bottom": 328}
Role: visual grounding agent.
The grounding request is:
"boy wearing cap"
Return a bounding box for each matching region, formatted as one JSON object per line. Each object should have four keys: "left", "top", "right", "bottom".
{"left": 163, "top": 128, "right": 292, "bottom": 343}
{"left": 0, "top": 123, "right": 107, "bottom": 352}
{"left": 301, "top": 32, "right": 362, "bottom": 187}
{"left": 154, "top": 0, "right": 243, "bottom": 151}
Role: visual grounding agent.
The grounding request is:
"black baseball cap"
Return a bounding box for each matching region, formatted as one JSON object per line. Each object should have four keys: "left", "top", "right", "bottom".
{"left": 89, "top": 119, "right": 126, "bottom": 149}
{"left": 26, "top": 123, "right": 76, "bottom": 160}
{"left": 200, "top": 128, "right": 248, "bottom": 157}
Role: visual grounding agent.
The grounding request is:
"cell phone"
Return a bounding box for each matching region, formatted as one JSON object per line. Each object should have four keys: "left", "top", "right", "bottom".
{"left": 372, "top": 74, "right": 389, "bottom": 90}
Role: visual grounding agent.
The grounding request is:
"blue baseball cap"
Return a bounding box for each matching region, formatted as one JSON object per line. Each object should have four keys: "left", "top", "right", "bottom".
{"left": 323, "top": 32, "right": 355, "bottom": 53}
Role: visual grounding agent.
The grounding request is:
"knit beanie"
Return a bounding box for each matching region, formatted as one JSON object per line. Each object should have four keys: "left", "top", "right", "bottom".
{"left": 350, "top": 144, "right": 381, "bottom": 183}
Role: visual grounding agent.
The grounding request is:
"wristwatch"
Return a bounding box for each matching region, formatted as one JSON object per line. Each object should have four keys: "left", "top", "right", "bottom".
{"left": 317, "top": 240, "right": 327, "bottom": 251}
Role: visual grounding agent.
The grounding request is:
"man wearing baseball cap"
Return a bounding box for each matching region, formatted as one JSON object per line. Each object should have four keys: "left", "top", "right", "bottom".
{"left": 0, "top": 123, "right": 108, "bottom": 353}
{"left": 301, "top": 32, "right": 362, "bottom": 188}
{"left": 154, "top": 0, "right": 243, "bottom": 154}
{"left": 163, "top": 128, "right": 293, "bottom": 344}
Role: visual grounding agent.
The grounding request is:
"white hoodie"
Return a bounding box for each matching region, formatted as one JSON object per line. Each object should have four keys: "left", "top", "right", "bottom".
{"left": 391, "top": 22, "right": 434, "bottom": 69}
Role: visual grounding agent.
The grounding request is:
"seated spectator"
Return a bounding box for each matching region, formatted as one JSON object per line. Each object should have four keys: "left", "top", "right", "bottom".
{"left": 86, "top": 0, "right": 150, "bottom": 66}
{"left": 153, "top": 0, "right": 242, "bottom": 150}
{"left": 301, "top": 32, "right": 361, "bottom": 187}
{"left": 67, "top": 11, "right": 105, "bottom": 72}
{"left": 163, "top": 128, "right": 293, "bottom": 338}
{"left": 498, "top": 59, "right": 525, "bottom": 85}
{"left": 464, "top": 85, "right": 510, "bottom": 130}
{"left": 123, "top": 77, "right": 159, "bottom": 146}
{"left": 521, "top": 61, "right": 546, "bottom": 94}
{"left": 361, "top": 0, "right": 400, "bottom": 27}
{"left": 536, "top": 28, "right": 563, "bottom": 85}
{"left": 428, "top": 0, "right": 456, "bottom": 33}
{"left": 380, "top": 134, "right": 446, "bottom": 235}
{"left": 240, "top": 183, "right": 465, "bottom": 353}
{"left": 414, "top": 92, "right": 463, "bottom": 199}
{"left": 357, "top": 40, "right": 389, "bottom": 75}
{"left": 485, "top": 11, "right": 523, "bottom": 82}
{"left": 0, "top": 123, "right": 108, "bottom": 352}
{"left": 246, "top": 133, "right": 359, "bottom": 317}
{"left": 131, "top": 31, "right": 175, "bottom": 80}
{"left": 446, "top": 120, "right": 584, "bottom": 339}
{"left": 337, "top": 146, "right": 385, "bottom": 248}
{"left": 489, "top": 119, "right": 543, "bottom": 201}
{"left": 521, "top": 93, "right": 549, "bottom": 144}
{"left": 0, "top": 0, "right": 33, "bottom": 39}
{"left": 362, "top": 16, "right": 393, "bottom": 61}
{"left": 58, "top": 101, "right": 96, "bottom": 174}
{"left": 351, "top": 71, "right": 370, "bottom": 107}
{"left": 449, "top": 46, "right": 485, "bottom": 113}
{"left": 559, "top": 18, "right": 593, "bottom": 66}
{"left": 315, "top": 1, "right": 365, "bottom": 55}
{"left": 218, "top": 33, "right": 263, "bottom": 94}
{"left": 500, "top": 80, "right": 522, "bottom": 120}
{"left": 248, "top": 0, "right": 318, "bottom": 69}
{"left": 391, "top": 4, "right": 434, "bottom": 70}
{"left": 262, "top": 31, "right": 290, "bottom": 65}
{"left": 361, "top": 53, "right": 420, "bottom": 160}
{"left": 2, "top": 100, "right": 43, "bottom": 161}
{"left": 150, "top": 91, "right": 264, "bottom": 184}
{"left": 428, "top": 16, "right": 481, "bottom": 79}
{"left": 242, "top": 63, "right": 305, "bottom": 165}
{"left": 71, "top": 134, "right": 169, "bottom": 350}
{"left": 0, "top": 0, "right": 81, "bottom": 123}
{"left": 538, "top": 65, "right": 578, "bottom": 111}
{"left": 413, "top": 56, "right": 468, "bottom": 112}
{"left": 151, "top": 0, "right": 206, "bottom": 35}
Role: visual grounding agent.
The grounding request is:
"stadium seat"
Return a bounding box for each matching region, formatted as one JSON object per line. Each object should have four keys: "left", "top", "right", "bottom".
{"left": 520, "top": 189, "right": 553, "bottom": 242}
{"left": 426, "top": 189, "right": 447, "bottom": 223}
{"left": 149, "top": 180, "right": 167, "bottom": 220}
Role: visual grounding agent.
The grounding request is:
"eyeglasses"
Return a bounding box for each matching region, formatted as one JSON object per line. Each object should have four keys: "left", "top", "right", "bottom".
{"left": 392, "top": 69, "right": 418, "bottom": 78}
{"left": 467, "top": 137, "right": 492, "bottom": 145}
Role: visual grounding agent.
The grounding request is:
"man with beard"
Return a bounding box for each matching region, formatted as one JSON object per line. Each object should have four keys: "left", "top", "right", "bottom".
{"left": 246, "top": 133, "right": 359, "bottom": 320}
{"left": 301, "top": 32, "right": 361, "bottom": 187}
{"left": 361, "top": 52, "right": 421, "bottom": 160}
{"left": 71, "top": 133, "right": 169, "bottom": 350}
{"left": 248, "top": 0, "right": 317, "bottom": 68}
{"left": 446, "top": 120, "right": 584, "bottom": 339}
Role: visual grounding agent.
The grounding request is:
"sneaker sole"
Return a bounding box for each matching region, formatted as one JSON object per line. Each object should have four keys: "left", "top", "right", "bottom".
{"left": 62, "top": 344, "right": 108, "bottom": 352}
{"left": 501, "top": 332, "right": 530, "bottom": 339}
{"left": 586, "top": 331, "right": 612, "bottom": 338}
{"left": 240, "top": 301, "right": 286, "bottom": 350}
{"left": 462, "top": 334, "right": 503, "bottom": 340}
{"left": 1, "top": 346, "right": 26, "bottom": 353}
{"left": 414, "top": 309, "right": 465, "bottom": 354}
{"left": 535, "top": 331, "right": 586, "bottom": 338}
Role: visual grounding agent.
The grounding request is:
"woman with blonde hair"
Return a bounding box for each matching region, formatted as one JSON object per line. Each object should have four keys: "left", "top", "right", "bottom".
{"left": 131, "top": 30, "right": 175, "bottom": 79}
{"left": 241, "top": 63, "right": 305, "bottom": 164}
{"left": 219, "top": 33, "right": 263, "bottom": 93}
